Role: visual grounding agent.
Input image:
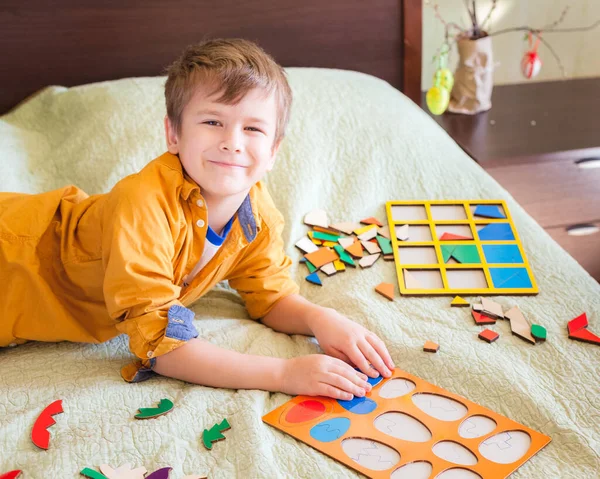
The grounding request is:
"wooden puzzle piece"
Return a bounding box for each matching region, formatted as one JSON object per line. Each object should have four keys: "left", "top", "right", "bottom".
{"left": 479, "top": 329, "right": 500, "bottom": 343}
{"left": 375, "top": 282, "right": 394, "bottom": 301}
{"left": 304, "top": 209, "right": 328, "bottom": 228}
{"left": 0, "top": 472, "right": 22, "bottom": 479}
{"left": 31, "top": 399, "right": 63, "bottom": 449}
{"left": 312, "top": 231, "right": 340, "bottom": 242}
{"left": 333, "top": 259, "right": 346, "bottom": 271}
{"left": 313, "top": 225, "right": 343, "bottom": 235}
{"left": 473, "top": 205, "right": 506, "bottom": 219}
{"left": 531, "top": 324, "right": 547, "bottom": 341}
{"left": 305, "top": 272, "right": 322, "bottom": 286}
{"left": 357, "top": 227, "right": 378, "bottom": 241}
{"left": 567, "top": 313, "right": 600, "bottom": 345}
{"left": 99, "top": 464, "right": 147, "bottom": 479}
{"left": 361, "top": 240, "right": 381, "bottom": 255}
{"left": 477, "top": 223, "right": 515, "bottom": 241}
{"left": 203, "top": 418, "right": 231, "bottom": 450}
{"left": 360, "top": 217, "right": 383, "bottom": 227}
{"left": 305, "top": 259, "right": 317, "bottom": 273}
{"left": 451, "top": 296, "right": 469, "bottom": 307}
{"left": 330, "top": 222, "right": 361, "bottom": 235}
{"left": 345, "top": 241, "right": 364, "bottom": 259}
{"left": 472, "top": 303, "right": 483, "bottom": 312}
{"left": 338, "top": 237, "right": 355, "bottom": 248}
{"left": 383, "top": 254, "right": 394, "bottom": 261}
{"left": 134, "top": 398, "right": 174, "bottom": 419}
{"left": 451, "top": 245, "right": 480, "bottom": 264}
{"left": 395, "top": 224, "right": 409, "bottom": 241}
{"left": 333, "top": 245, "right": 356, "bottom": 267}
{"left": 403, "top": 269, "right": 423, "bottom": 289}
{"left": 376, "top": 235, "right": 393, "bottom": 255}
{"left": 439, "top": 232, "right": 472, "bottom": 241}
{"left": 295, "top": 236, "right": 319, "bottom": 254}
{"left": 80, "top": 469, "right": 108, "bottom": 479}
{"left": 358, "top": 253, "right": 380, "bottom": 268}
{"left": 145, "top": 468, "right": 172, "bottom": 479}
{"left": 320, "top": 262, "right": 337, "bottom": 276}
{"left": 423, "top": 341, "right": 439, "bottom": 353}
{"left": 481, "top": 297, "right": 504, "bottom": 319}
{"left": 307, "top": 231, "right": 323, "bottom": 245}
{"left": 354, "top": 224, "right": 378, "bottom": 237}
{"left": 305, "top": 247, "right": 338, "bottom": 268}
{"left": 322, "top": 241, "right": 338, "bottom": 248}
{"left": 472, "top": 310, "right": 496, "bottom": 325}
{"left": 505, "top": 306, "right": 536, "bottom": 344}
{"left": 483, "top": 244, "right": 523, "bottom": 264}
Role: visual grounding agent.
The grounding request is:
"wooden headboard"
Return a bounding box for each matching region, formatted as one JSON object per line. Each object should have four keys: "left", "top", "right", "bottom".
{"left": 0, "top": 0, "right": 422, "bottom": 114}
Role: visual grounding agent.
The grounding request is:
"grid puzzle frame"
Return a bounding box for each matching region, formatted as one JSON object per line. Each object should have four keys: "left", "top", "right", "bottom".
{"left": 262, "top": 368, "right": 551, "bottom": 479}
{"left": 384, "top": 200, "right": 539, "bottom": 295}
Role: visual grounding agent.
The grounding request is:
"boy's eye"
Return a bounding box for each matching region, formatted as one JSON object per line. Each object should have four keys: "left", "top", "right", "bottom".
{"left": 204, "top": 120, "right": 221, "bottom": 126}
{"left": 245, "top": 127, "right": 263, "bottom": 133}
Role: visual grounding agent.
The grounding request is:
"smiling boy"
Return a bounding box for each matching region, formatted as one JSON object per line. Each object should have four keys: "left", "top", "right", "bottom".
{"left": 0, "top": 39, "right": 394, "bottom": 400}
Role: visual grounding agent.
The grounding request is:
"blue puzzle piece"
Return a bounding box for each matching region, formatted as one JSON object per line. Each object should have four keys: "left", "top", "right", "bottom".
{"left": 477, "top": 223, "right": 515, "bottom": 241}
{"left": 490, "top": 268, "right": 532, "bottom": 289}
{"left": 483, "top": 244, "right": 523, "bottom": 264}
{"left": 474, "top": 205, "right": 506, "bottom": 219}
{"left": 310, "top": 417, "right": 351, "bottom": 442}
{"left": 354, "top": 368, "right": 383, "bottom": 387}
{"left": 305, "top": 272, "right": 322, "bottom": 285}
{"left": 337, "top": 396, "right": 377, "bottom": 415}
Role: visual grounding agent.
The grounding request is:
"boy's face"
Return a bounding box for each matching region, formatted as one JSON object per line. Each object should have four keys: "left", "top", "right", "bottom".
{"left": 165, "top": 85, "right": 281, "bottom": 202}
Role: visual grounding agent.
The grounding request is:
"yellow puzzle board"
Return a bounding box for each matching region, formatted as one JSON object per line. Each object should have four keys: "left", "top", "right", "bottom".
{"left": 384, "top": 200, "right": 539, "bottom": 295}
{"left": 263, "top": 368, "right": 551, "bottom": 479}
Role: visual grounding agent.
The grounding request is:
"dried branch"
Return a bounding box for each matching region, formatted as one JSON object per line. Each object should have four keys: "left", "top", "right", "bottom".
{"left": 480, "top": 0, "right": 498, "bottom": 30}
{"left": 535, "top": 34, "right": 566, "bottom": 78}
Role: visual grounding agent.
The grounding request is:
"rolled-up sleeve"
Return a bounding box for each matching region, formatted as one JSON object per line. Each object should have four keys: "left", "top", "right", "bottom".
{"left": 101, "top": 182, "right": 198, "bottom": 382}
{"left": 227, "top": 218, "right": 300, "bottom": 320}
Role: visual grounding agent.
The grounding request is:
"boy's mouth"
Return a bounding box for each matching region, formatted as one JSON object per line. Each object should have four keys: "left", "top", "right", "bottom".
{"left": 208, "top": 160, "right": 248, "bottom": 169}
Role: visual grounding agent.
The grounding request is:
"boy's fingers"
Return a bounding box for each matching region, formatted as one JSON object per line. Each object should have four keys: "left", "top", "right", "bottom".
{"left": 318, "top": 383, "right": 354, "bottom": 401}
{"left": 367, "top": 334, "right": 395, "bottom": 370}
{"left": 329, "top": 347, "right": 353, "bottom": 366}
{"left": 332, "top": 364, "right": 371, "bottom": 391}
{"left": 324, "top": 372, "right": 367, "bottom": 397}
{"left": 347, "top": 345, "right": 379, "bottom": 378}
{"left": 358, "top": 340, "right": 392, "bottom": 378}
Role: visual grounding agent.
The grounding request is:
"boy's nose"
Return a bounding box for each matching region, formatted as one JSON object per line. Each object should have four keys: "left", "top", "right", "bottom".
{"left": 219, "top": 130, "right": 243, "bottom": 153}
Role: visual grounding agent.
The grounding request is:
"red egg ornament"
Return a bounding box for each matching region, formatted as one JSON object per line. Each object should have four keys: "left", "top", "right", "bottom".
{"left": 521, "top": 33, "right": 542, "bottom": 79}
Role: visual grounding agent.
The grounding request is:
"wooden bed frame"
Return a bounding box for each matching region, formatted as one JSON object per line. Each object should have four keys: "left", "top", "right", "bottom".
{"left": 0, "top": 0, "right": 422, "bottom": 114}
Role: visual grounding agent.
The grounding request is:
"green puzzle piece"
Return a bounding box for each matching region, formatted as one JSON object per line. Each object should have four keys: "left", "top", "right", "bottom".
{"left": 80, "top": 468, "right": 109, "bottom": 479}
{"left": 312, "top": 231, "right": 340, "bottom": 242}
{"left": 305, "top": 259, "right": 317, "bottom": 273}
{"left": 333, "top": 245, "right": 356, "bottom": 267}
{"left": 134, "top": 398, "right": 174, "bottom": 419}
{"left": 376, "top": 235, "right": 393, "bottom": 255}
{"left": 441, "top": 245, "right": 480, "bottom": 264}
{"left": 203, "top": 418, "right": 231, "bottom": 450}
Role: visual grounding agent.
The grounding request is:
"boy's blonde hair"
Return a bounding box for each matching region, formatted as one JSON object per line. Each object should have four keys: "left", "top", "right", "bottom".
{"left": 165, "top": 38, "right": 292, "bottom": 145}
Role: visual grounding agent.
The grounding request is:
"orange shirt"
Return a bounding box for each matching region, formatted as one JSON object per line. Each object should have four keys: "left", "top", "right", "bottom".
{"left": 0, "top": 152, "right": 299, "bottom": 382}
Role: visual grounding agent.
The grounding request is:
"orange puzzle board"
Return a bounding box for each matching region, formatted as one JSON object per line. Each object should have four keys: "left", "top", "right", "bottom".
{"left": 263, "top": 368, "right": 550, "bottom": 478}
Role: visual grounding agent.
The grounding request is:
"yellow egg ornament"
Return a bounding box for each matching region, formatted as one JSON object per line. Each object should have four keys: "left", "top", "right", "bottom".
{"left": 434, "top": 68, "right": 454, "bottom": 92}
{"left": 426, "top": 85, "right": 450, "bottom": 116}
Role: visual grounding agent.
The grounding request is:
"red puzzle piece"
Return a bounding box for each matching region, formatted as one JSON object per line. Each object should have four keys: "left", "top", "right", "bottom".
{"left": 440, "top": 232, "right": 472, "bottom": 241}
{"left": 567, "top": 312, "right": 588, "bottom": 335}
{"left": 31, "top": 399, "right": 63, "bottom": 449}
{"left": 0, "top": 472, "right": 22, "bottom": 479}
{"left": 472, "top": 310, "right": 496, "bottom": 325}
{"left": 479, "top": 329, "right": 499, "bottom": 343}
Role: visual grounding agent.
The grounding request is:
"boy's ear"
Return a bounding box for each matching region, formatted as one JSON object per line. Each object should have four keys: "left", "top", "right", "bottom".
{"left": 164, "top": 115, "right": 179, "bottom": 154}
{"left": 266, "top": 139, "right": 282, "bottom": 171}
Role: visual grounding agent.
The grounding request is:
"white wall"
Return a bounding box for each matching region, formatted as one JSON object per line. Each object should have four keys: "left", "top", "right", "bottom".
{"left": 422, "top": 0, "right": 600, "bottom": 90}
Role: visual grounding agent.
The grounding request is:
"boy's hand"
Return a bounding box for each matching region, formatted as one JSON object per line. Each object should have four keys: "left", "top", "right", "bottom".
{"left": 308, "top": 308, "right": 395, "bottom": 379}
{"left": 280, "top": 355, "right": 373, "bottom": 400}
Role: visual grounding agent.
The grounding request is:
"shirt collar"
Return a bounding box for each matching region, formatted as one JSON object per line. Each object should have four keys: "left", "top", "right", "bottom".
{"left": 158, "top": 152, "right": 261, "bottom": 241}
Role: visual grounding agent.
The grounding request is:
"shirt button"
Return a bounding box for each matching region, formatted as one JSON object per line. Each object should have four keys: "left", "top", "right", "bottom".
{"left": 196, "top": 219, "right": 205, "bottom": 228}
{"left": 147, "top": 351, "right": 154, "bottom": 358}
{"left": 196, "top": 199, "right": 204, "bottom": 207}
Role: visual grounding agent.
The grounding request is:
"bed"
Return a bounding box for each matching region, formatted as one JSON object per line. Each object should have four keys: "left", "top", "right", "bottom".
{"left": 1, "top": 1, "right": 599, "bottom": 478}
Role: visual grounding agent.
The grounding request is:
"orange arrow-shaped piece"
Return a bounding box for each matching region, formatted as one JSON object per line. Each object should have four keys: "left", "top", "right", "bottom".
{"left": 31, "top": 399, "right": 63, "bottom": 449}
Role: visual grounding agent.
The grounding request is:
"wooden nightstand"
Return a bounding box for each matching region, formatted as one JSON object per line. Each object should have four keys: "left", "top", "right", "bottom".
{"left": 422, "top": 78, "right": 600, "bottom": 281}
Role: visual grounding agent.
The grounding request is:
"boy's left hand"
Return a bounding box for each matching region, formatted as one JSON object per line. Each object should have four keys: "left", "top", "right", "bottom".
{"left": 309, "top": 308, "right": 395, "bottom": 379}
